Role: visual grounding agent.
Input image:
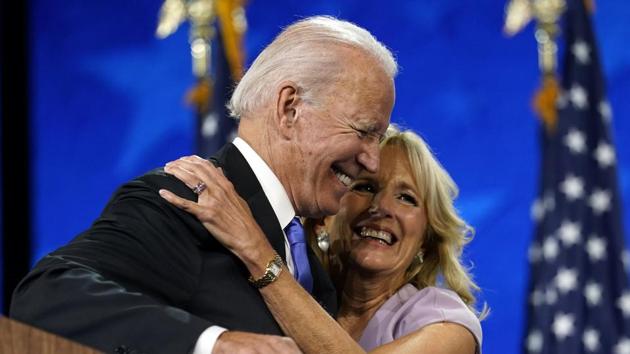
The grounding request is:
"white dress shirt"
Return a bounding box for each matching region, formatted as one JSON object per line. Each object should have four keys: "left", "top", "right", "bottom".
{"left": 193, "top": 137, "right": 296, "bottom": 354}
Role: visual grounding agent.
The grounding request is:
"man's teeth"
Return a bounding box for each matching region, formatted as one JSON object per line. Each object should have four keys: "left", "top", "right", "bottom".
{"left": 360, "top": 227, "right": 393, "bottom": 245}
{"left": 335, "top": 170, "right": 353, "bottom": 187}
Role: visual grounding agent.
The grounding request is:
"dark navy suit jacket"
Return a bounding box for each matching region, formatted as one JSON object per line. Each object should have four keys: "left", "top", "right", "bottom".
{"left": 10, "top": 143, "right": 337, "bottom": 354}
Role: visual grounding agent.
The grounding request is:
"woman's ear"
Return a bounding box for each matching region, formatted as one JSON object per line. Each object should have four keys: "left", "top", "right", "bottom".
{"left": 312, "top": 217, "right": 327, "bottom": 233}
{"left": 275, "top": 81, "right": 300, "bottom": 139}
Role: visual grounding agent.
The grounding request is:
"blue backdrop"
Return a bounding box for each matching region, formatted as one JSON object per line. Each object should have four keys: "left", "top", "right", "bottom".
{"left": 26, "top": 1, "right": 630, "bottom": 353}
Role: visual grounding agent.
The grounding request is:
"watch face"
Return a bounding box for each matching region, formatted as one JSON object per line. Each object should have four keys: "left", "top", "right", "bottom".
{"left": 269, "top": 263, "right": 281, "bottom": 275}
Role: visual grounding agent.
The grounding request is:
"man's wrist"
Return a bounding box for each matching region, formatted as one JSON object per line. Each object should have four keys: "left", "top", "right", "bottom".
{"left": 192, "top": 326, "right": 227, "bottom": 354}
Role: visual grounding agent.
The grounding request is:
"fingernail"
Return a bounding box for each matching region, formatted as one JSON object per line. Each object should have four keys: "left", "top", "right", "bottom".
{"left": 158, "top": 189, "right": 168, "bottom": 197}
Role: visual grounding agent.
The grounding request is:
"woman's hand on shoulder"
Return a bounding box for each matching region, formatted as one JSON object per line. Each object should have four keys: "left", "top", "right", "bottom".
{"left": 159, "top": 155, "right": 271, "bottom": 263}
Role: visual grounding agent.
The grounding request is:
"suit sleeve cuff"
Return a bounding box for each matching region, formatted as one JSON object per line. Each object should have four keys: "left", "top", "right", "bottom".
{"left": 192, "top": 326, "right": 228, "bottom": 354}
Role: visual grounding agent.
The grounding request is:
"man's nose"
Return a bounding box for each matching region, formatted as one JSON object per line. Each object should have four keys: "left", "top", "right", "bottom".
{"left": 357, "top": 141, "right": 380, "bottom": 173}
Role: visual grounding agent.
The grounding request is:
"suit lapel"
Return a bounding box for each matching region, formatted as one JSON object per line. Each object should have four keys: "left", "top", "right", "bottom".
{"left": 211, "top": 144, "right": 287, "bottom": 261}
{"left": 247, "top": 191, "right": 287, "bottom": 261}
{"left": 211, "top": 143, "right": 337, "bottom": 315}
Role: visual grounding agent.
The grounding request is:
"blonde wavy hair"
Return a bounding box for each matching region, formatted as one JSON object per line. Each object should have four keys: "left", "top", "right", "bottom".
{"left": 307, "top": 125, "right": 485, "bottom": 315}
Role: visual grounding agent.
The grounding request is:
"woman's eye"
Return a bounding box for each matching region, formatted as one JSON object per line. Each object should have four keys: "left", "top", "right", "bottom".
{"left": 399, "top": 193, "right": 418, "bottom": 206}
{"left": 352, "top": 182, "right": 375, "bottom": 193}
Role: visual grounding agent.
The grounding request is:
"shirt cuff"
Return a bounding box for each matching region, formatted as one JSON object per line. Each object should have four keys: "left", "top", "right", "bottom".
{"left": 192, "top": 325, "right": 228, "bottom": 354}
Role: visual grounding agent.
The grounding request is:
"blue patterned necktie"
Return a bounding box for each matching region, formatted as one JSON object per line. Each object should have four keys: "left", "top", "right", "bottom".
{"left": 285, "top": 217, "right": 313, "bottom": 293}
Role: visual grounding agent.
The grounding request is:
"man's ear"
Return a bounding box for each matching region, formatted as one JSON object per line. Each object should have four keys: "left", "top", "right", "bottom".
{"left": 275, "top": 81, "right": 300, "bottom": 139}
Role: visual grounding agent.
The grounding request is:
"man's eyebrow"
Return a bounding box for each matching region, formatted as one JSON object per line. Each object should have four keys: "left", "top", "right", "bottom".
{"left": 365, "top": 123, "right": 387, "bottom": 137}
{"left": 365, "top": 125, "right": 380, "bottom": 133}
{"left": 350, "top": 118, "right": 386, "bottom": 140}
{"left": 354, "top": 119, "right": 381, "bottom": 132}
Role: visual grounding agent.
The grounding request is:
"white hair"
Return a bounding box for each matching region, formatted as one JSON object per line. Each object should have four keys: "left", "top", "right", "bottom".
{"left": 228, "top": 16, "right": 397, "bottom": 119}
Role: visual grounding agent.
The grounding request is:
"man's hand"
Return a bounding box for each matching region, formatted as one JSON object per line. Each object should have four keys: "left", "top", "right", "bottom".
{"left": 212, "top": 331, "right": 303, "bottom": 354}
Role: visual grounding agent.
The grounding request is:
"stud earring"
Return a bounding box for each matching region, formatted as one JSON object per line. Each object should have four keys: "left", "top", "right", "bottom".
{"left": 415, "top": 251, "right": 424, "bottom": 264}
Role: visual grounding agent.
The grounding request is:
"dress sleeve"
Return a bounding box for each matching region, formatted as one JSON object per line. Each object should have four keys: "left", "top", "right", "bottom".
{"left": 395, "top": 287, "right": 483, "bottom": 351}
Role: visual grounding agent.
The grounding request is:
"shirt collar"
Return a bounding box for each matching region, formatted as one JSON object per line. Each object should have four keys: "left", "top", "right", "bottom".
{"left": 232, "top": 137, "right": 295, "bottom": 229}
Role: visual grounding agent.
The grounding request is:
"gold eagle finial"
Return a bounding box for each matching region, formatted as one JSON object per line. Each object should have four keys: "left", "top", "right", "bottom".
{"left": 504, "top": 0, "right": 534, "bottom": 36}
{"left": 156, "top": 0, "right": 188, "bottom": 39}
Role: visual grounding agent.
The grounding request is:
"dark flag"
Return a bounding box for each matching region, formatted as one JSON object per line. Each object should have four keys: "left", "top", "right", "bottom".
{"left": 188, "top": 2, "right": 246, "bottom": 157}
{"left": 196, "top": 34, "right": 239, "bottom": 156}
{"left": 524, "top": 0, "right": 630, "bottom": 353}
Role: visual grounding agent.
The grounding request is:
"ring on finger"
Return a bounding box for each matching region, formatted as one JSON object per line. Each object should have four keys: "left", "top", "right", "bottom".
{"left": 192, "top": 181, "right": 207, "bottom": 195}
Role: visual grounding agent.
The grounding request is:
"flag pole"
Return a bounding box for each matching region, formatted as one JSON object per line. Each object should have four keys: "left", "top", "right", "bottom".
{"left": 504, "top": 0, "right": 566, "bottom": 132}
{"left": 155, "top": 0, "right": 247, "bottom": 156}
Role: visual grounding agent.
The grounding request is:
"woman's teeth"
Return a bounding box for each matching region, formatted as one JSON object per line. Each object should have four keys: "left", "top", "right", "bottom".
{"left": 359, "top": 226, "right": 393, "bottom": 245}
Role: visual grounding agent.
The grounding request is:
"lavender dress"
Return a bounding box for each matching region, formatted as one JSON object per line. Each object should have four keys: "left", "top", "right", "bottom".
{"left": 358, "top": 284, "right": 483, "bottom": 352}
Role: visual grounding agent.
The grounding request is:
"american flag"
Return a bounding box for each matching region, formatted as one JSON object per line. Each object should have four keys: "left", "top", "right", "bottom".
{"left": 192, "top": 3, "right": 247, "bottom": 157}
{"left": 524, "top": 0, "right": 630, "bottom": 353}
{"left": 196, "top": 36, "right": 238, "bottom": 157}
{"left": 197, "top": 33, "right": 240, "bottom": 156}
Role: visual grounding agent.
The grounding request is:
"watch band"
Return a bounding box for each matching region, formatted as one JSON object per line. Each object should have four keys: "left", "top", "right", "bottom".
{"left": 249, "top": 254, "right": 283, "bottom": 289}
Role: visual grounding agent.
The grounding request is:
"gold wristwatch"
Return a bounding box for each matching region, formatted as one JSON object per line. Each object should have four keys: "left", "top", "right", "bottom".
{"left": 249, "top": 254, "right": 283, "bottom": 289}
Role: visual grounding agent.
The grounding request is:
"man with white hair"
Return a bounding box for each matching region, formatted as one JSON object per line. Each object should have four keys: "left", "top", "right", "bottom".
{"left": 11, "top": 16, "right": 396, "bottom": 354}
